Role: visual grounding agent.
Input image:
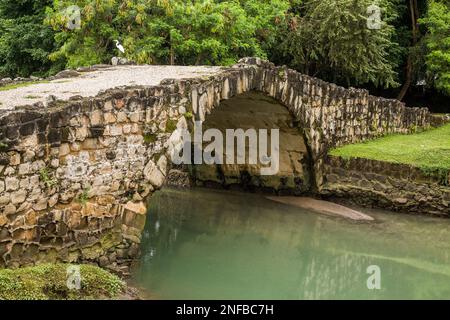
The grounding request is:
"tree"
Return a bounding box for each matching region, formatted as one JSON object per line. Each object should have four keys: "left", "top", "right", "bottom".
{"left": 128, "top": 0, "right": 269, "bottom": 66}
{"left": 271, "top": 0, "right": 401, "bottom": 89}
{"left": 0, "top": 0, "right": 60, "bottom": 78}
{"left": 396, "top": 0, "right": 421, "bottom": 101}
{"left": 420, "top": 0, "right": 450, "bottom": 95}
{"left": 46, "top": 0, "right": 119, "bottom": 68}
{"left": 46, "top": 0, "right": 288, "bottom": 68}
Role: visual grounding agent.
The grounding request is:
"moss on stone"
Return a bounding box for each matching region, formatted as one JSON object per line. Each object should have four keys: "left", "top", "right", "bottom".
{"left": 0, "top": 141, "right": 8, "bottom": 152}
{"left": 78, "top": 188, "right": 90, "bottom": 206}
{"left": 143, "top": 133, "right": 157, "bottom": 144}
{"left": 81, "top": 243, "right": 106, "bottom": 260}
{"left": 165, "top": 119, "right": 178, "bottom": 133}
{"left": 100, "top": 232, "right": 122, "bottom": 250}
{"left": 0, "top": 264, "right": 124, "bottom": 300}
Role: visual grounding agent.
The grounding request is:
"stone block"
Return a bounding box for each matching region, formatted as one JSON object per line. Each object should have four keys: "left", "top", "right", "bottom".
{"left": 99, "top": 255, "right": 109, "bottom": 267}
{"left": 3, "top": 204, "right": 16, "bottom": 215}
{"left": 59, "top": 143, "right": 71, "bottom": 157}
{"left": 9, "top": 153, "right": 20, "bottom": 166}
{"left": 103, "top": 125, "right": 121, "bottom": 136}
{"left": 104, "top": 112, "right": 116, "bottom": 124}
{"left": 9, "top": 243, "right": 24, "bottom": 260}
{"left": 18, "top": 163, "right": 31, "bottom": 175}
{"left": 75, "top": 126, "right": 89, "bottom": 140}
{"left": 123, "top": 201, "right": 146, "bottom": 215}
{"left": 143, "top": 160, "right": 165, "bottom": 187}
{"left": 19, "top": 122, "right": 35, "bottom": 137}
{"left": 116, "top": 111, "right": 127, "bottom": 123}
{"left": 5, "top": 177, "right": 19, "bottom": 191}
{"left": 0, "top": 194, "right": 10, "bottom": 205}
{"left": 0, "top": 215, "right": 8, "bottom": 227}
{"left": 90, "top": 110, "right": 103, "bottom": 126}
{"left": 10, "top": 190, "right": 27, "bottom": 205}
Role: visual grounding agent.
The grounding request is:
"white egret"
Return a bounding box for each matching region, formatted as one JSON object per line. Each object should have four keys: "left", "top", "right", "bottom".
{"left": 114, "top": 40, "right": 125, "bottom": 54}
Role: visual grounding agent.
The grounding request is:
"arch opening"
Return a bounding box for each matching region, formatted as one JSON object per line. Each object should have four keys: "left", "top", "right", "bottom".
{"left": 186, "top": 91, "right": 313, "bottom": 195}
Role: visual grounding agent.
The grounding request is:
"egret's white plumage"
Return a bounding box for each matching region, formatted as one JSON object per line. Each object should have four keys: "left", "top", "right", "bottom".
{"left": 114, "top": 40, "right": 125, "bottom": 54}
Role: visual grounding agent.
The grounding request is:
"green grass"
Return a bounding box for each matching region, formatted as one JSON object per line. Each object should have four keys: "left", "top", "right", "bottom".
{"left": 329, "top": 123, "right": 450, "bottom": 171}
{"left": 0, "top": 80, "right": 49, "bottom": 92}
{"left": 39, "top": 168, "right": 57, "bottom": 188}
{"left": 78, "top": 188, "right": 91, "bottom": 206}
{"left": 0, "top": 264, "right": 124, "bottom": 300}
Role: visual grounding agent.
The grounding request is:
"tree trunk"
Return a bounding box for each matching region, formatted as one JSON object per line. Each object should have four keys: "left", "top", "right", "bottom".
{"left": 397, "top": 0, "right": 418, "bottom": 101}
{"left": 397, "top": 55, "right": 412, "bottom": 101}
{"left": 195, "top": 53, "right": 205, "bottom": 66}
{"left": 170, "top": 44, "right": 175, "bottom": 66}
{"left": 413, "top": 0, "right": 420, "bottom": 29}
{"left": 169, "top": 32, "right": 175, "bottom": 65}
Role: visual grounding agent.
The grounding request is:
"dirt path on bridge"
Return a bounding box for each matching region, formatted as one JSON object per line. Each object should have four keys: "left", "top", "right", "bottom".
{"left": 0, "top": 65, "right": 221, "bottom": 111}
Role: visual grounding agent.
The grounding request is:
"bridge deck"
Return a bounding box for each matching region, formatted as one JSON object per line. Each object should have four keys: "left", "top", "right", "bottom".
{"left": 0, "top": 65, "right": 221, "bottom": 111}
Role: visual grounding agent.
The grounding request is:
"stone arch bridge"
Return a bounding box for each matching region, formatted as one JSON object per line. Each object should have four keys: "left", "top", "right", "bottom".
{"left": 0, "top": 57, "right": 431, "bottom": 272}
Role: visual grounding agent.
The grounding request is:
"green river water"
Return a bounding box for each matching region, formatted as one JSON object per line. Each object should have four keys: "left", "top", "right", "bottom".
{"left": 132, "top": 188, "right": 450, "bottom": 300}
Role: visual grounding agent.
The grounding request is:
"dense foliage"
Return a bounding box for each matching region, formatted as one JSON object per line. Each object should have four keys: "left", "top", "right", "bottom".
{"left": 0, "top": 0, "right": 448, "bottom": 101}
{"left": 44, "top": 0, "right": 289, "bottom": 67}
{"left": 271, "top": 0, "right": 402, "bottom": 88}
{"left": 420, "top": 0, "right": 450, "bottom": 95}
{"left": 0, "top": 0, "right": 61, "bottom": 77}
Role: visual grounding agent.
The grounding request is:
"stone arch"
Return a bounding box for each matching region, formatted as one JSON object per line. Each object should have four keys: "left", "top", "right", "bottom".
{"left": 162, "top": 57, "right": 430, "bottom": 191}
{"left": 181, "top": 90, "right": 314, "bottom": 194}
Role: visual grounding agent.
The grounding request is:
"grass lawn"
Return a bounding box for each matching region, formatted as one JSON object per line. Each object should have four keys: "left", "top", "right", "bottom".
{"left": 329, "top": 123, "right": 450, "bottom": 171}
{"left": 0, "top": 80, "right": 49, "bottom": 92}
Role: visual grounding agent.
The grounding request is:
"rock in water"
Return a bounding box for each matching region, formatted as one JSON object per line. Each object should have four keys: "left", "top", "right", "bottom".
{"left": 266, "top": 196, "right": 374, "bottom": 221}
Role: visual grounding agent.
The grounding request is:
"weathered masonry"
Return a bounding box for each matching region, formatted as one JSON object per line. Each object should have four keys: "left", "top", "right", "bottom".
{"left": 0, "top": 57, "right": 435, "bottom": 271}
{"left": 322, "top": 157, "right": 450, "bottom": 216}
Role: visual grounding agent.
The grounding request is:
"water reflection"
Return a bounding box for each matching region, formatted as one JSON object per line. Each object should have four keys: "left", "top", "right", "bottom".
{"left": 133, "top": 188, "right": 450, "bottom": 300}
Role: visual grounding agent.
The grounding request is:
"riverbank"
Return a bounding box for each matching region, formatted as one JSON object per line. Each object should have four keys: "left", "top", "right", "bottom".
{"left": 323, "top": 124, "right": 450, "bottom": 217}
{"left": 0, "top": 263, "right": 138, "bottom": 300}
